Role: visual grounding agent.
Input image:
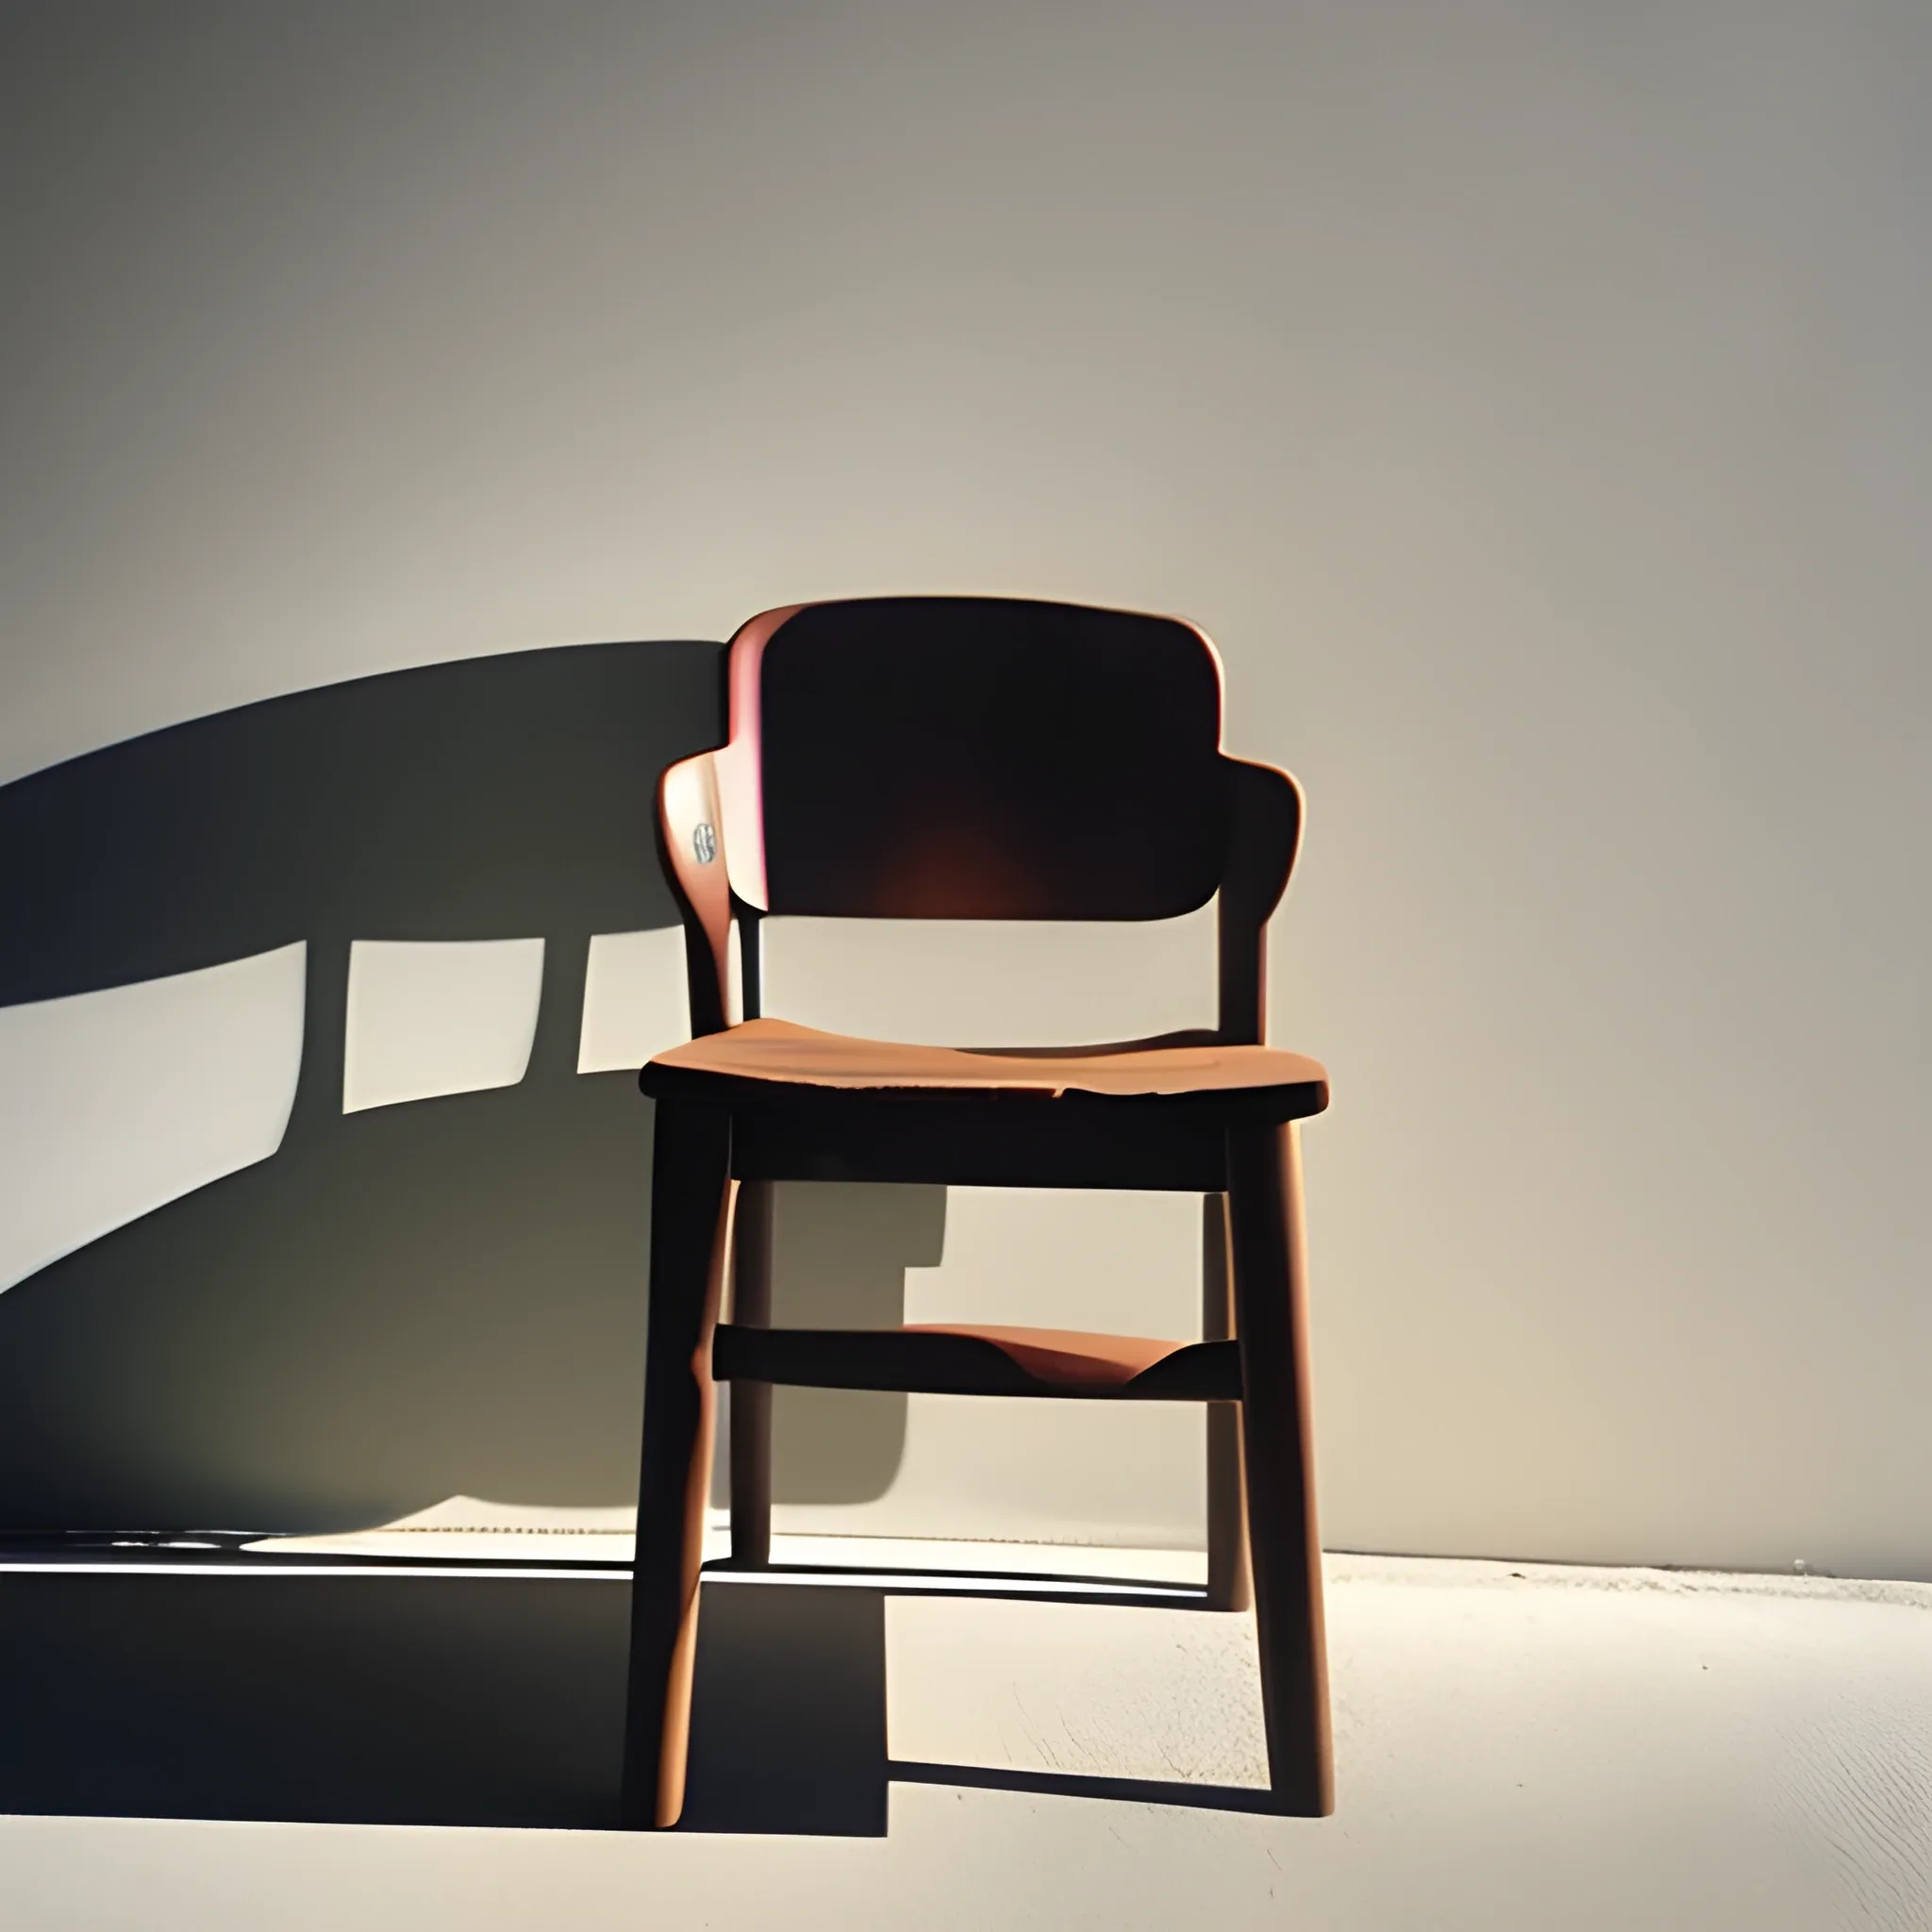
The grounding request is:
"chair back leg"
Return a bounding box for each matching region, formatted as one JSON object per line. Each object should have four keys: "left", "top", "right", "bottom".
{"left": 1225, "top": 1121, "right": 1333, "bottom": 1816}
{"left": 622, "top": 1102, "right": 735, "bottom": 1829}
{"left": 727, "top": 1179, "right": 776, "bottom": 1567}
{"left": 1203, "top": 1192, "right": 1254, "bottom": 1612}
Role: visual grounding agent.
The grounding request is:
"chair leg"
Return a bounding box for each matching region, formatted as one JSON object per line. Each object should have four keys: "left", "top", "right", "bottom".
{"left": 1225, "top": 1121, "right": 1332, "bottom": 1816}
{"left": 621, "top": 1101, "right": 735, "bottom": 1829}
{"left": 728, "top": 1178, "right": 775, "bottom": 1568}
{"left": 1203, "top": 1192, "right": 1253, "bottom": 1612}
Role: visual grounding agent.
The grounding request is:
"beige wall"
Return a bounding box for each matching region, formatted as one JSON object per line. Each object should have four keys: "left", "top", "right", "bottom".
{"left": 3, "top": 2, "right": 1928, "bottom": 1576}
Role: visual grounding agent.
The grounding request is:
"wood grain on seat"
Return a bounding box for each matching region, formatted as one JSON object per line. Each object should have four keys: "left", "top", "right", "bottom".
{"left": 649, "top": 1017, "right": 1327, "bottom": 1100}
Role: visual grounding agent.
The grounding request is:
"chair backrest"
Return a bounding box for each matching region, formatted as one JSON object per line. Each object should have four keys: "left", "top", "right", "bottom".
{"left": 658, "top": 597, "right": 1302, "bottom": 1041}
{"left": 728, "top": 597, "right": 1225, "bottom": 920}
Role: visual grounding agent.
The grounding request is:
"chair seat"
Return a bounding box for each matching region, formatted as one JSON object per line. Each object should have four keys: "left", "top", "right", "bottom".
{"left": 646, "top": 1017, "right": 1327, "bottom": 1102}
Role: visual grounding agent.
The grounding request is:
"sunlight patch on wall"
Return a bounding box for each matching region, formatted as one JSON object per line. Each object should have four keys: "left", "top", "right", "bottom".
{"left": 341, "top": 938, "right": 544, "bottom": 1113}
{"left": 576, "top": 926, "right": 691, "bottom": 1074}
{"left": 0, "top": 943, "right": 306, "bottom": 1292}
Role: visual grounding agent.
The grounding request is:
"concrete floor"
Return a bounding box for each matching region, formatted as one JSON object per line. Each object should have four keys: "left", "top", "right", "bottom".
{"left": 2, "top": 1543, "right": 1927, "bottom": 1930}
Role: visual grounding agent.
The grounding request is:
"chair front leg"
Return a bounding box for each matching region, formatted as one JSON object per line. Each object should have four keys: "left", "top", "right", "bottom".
{"left": 621, "top": 1100, "right": 735, "bottom": 1829}
{"left": 1225, "top": 1120, "right": 1332, "bottom": 1816}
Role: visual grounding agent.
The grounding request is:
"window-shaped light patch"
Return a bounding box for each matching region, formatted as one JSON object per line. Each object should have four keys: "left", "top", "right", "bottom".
{"left": 342, "top": 938, "right": 545, "bottom": 1113}
{"left": 0, "top": 942, "right": 307, "bottom": 1294}
{"left": 576, "top": 927, "right": 691, "bottom": 1073}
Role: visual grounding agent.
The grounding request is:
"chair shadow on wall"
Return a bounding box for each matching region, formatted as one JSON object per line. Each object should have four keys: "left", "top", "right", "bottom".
{"left": 0, "top": 638, "right": 921, "bottom": 1535}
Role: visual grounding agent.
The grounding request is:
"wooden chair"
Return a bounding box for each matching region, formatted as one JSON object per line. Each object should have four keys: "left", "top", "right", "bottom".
{"left": 620, "top": 596, "right": 1331, "bottom": 1828}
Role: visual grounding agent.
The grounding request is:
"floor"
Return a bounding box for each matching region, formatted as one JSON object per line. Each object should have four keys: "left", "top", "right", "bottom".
{"left": 1, "top": 1537, "right": 1927, "bottom": 1930}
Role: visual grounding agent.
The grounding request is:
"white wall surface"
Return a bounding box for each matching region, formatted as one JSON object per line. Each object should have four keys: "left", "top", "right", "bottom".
{"left": 2, "top": 2, "right": 1928, "bottom": 1577}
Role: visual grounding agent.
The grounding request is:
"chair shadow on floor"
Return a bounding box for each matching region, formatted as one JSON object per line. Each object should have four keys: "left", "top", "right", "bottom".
{"left": 0, "top": 1564, "right": 1276, "bottom": 1834}
{"left": 682, "top": 1572, "right": 1284, "bottom": 1836}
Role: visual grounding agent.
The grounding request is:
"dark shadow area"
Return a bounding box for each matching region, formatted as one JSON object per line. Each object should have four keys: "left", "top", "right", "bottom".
{"left": 0, "top": 1569, "right": 889, "bottom": 1834}
{"left": 0, "top": 641, "right": 723, "bottom": 1008}
{"left": 0, "top": 641, "right": 721, "bottom": 1532}
{"left": 677, "top": 1583, "right": 889, "bottom": 1836}
{"left": 0, "top": 1010, "right": 660, "bottom": 1532}
{"left": 0, "top": 1569, "right": 631, "bottom": 1827}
